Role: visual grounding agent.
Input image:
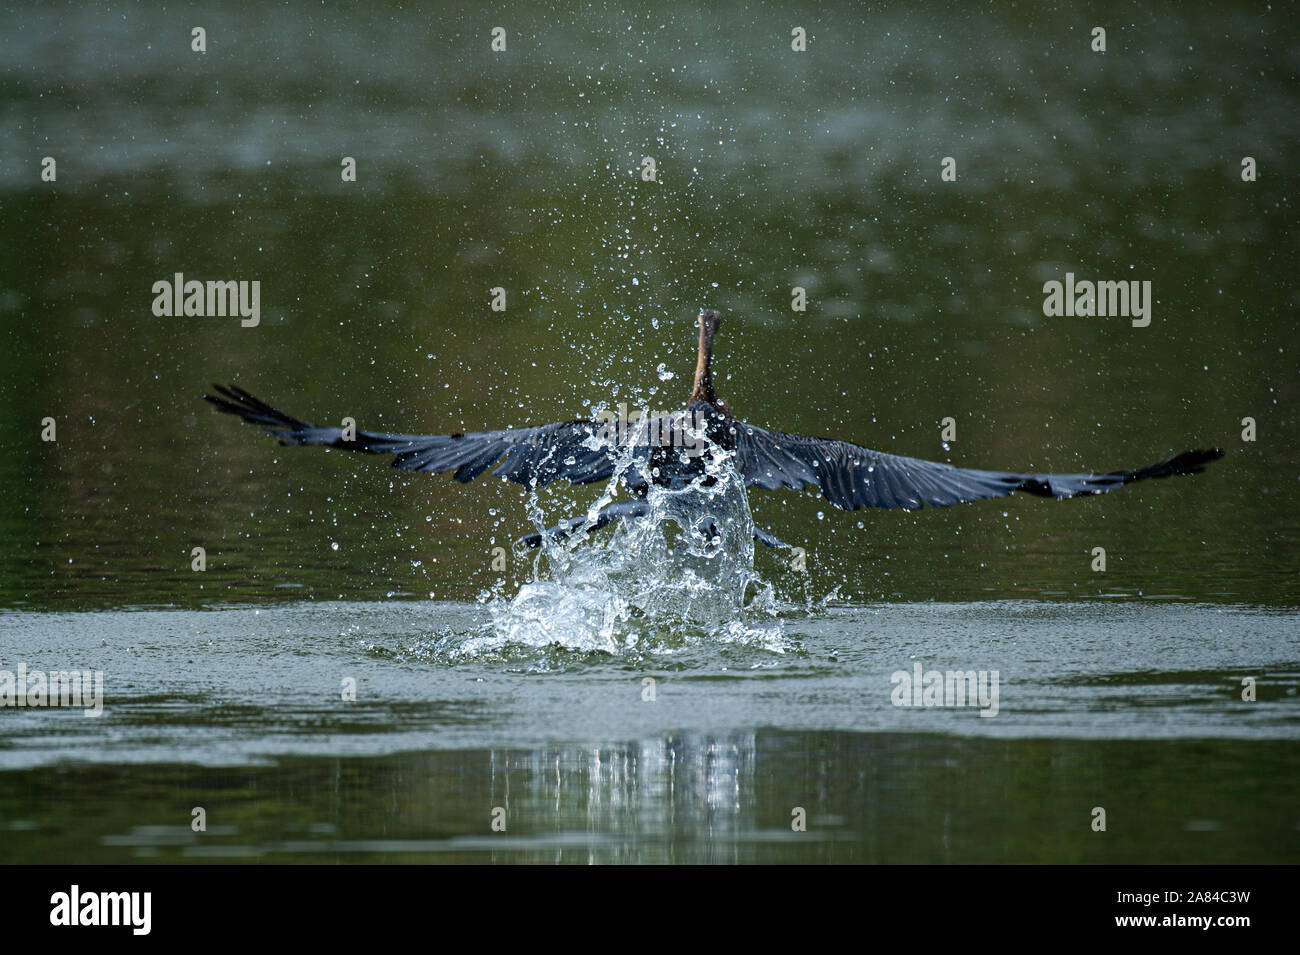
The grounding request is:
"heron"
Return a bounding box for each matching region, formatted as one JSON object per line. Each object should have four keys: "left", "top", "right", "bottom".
{"left": 203, "top": 309, "right": 1222, "bottom": 550}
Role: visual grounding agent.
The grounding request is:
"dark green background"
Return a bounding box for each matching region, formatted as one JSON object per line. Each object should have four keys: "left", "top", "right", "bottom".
{"left": 1, "top": 0, "right": 1293, "bottom": 608}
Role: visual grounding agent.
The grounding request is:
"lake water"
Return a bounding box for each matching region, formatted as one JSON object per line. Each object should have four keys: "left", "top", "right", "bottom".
{"left": 0, "top": 0, "right": 1297, "bottom": 864}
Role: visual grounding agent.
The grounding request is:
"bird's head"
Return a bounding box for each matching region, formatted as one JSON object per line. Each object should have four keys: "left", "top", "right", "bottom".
{"left": 697, "top": 309, "right": 722, "bottom": 335}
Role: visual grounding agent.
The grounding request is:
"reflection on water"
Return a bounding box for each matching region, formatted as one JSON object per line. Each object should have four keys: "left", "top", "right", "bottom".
{"left": 1, "top": 597, "right": 1296, "bottom": 861}
{"left": 2, "top": 731, "right": 1296, "bottom": 864}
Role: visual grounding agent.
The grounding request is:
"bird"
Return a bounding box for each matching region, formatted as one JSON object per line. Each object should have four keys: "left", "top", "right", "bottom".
{"left": 203, "top": 308, "right": 1223, "bottom": 550}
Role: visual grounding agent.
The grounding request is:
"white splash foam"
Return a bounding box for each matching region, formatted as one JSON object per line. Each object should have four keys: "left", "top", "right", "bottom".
{"left": 475, "top": 434, "right": 788, "bottom": 655}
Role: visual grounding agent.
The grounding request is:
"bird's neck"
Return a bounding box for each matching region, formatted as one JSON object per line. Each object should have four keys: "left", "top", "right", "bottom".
{"left": 689, "top": 324, "right": 717, "bottom": 404}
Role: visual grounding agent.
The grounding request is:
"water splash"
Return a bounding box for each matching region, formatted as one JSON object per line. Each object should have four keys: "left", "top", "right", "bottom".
{"left": 469, "top": 434, "right": 788, "bottom": 656}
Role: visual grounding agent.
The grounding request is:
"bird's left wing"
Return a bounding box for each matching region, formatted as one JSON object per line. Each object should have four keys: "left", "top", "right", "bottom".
{"left": 204, "top": 384, "right": 618, "bottom": 488}
{"left": 733, "top": 420, "right": 1223, "bottom": 511}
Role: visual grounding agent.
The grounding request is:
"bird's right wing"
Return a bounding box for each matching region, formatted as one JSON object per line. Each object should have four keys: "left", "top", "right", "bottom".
{"left": 203, "top": 384, "right": 619, "bottom": 488}
{"left": 733, "top": 420, "right": 1223, "bottom": 511}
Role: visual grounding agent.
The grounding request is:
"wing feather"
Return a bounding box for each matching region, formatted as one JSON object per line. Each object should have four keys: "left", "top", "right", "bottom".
{"left": 734, "top": 420, "right": 1222, "bottom": 511}
{"left": 204, "top": 385, "right": 617, "bottom": 489}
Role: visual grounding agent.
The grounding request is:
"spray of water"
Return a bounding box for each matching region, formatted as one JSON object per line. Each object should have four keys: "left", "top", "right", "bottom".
{"left": 466, "top": 429, "right": 788, "bottom": 656}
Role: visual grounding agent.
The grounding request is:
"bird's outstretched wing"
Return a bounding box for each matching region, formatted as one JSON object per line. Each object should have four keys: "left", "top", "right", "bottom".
{"left": 203, "top": 384, "right": 618, "bottom": 488}
{"left": 733, "top": 420, "right": 1223, "bottom": 511}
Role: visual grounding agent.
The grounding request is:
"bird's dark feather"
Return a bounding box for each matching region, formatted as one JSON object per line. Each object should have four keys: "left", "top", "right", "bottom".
{"left": 203, "top": 384, "right": 617, "bottom": 488}
{"left": 731, "top": 420, "right": 1223, "bottom": 511}
{"left": 204, "top": 385, "right": 1222, "bottom": 513}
